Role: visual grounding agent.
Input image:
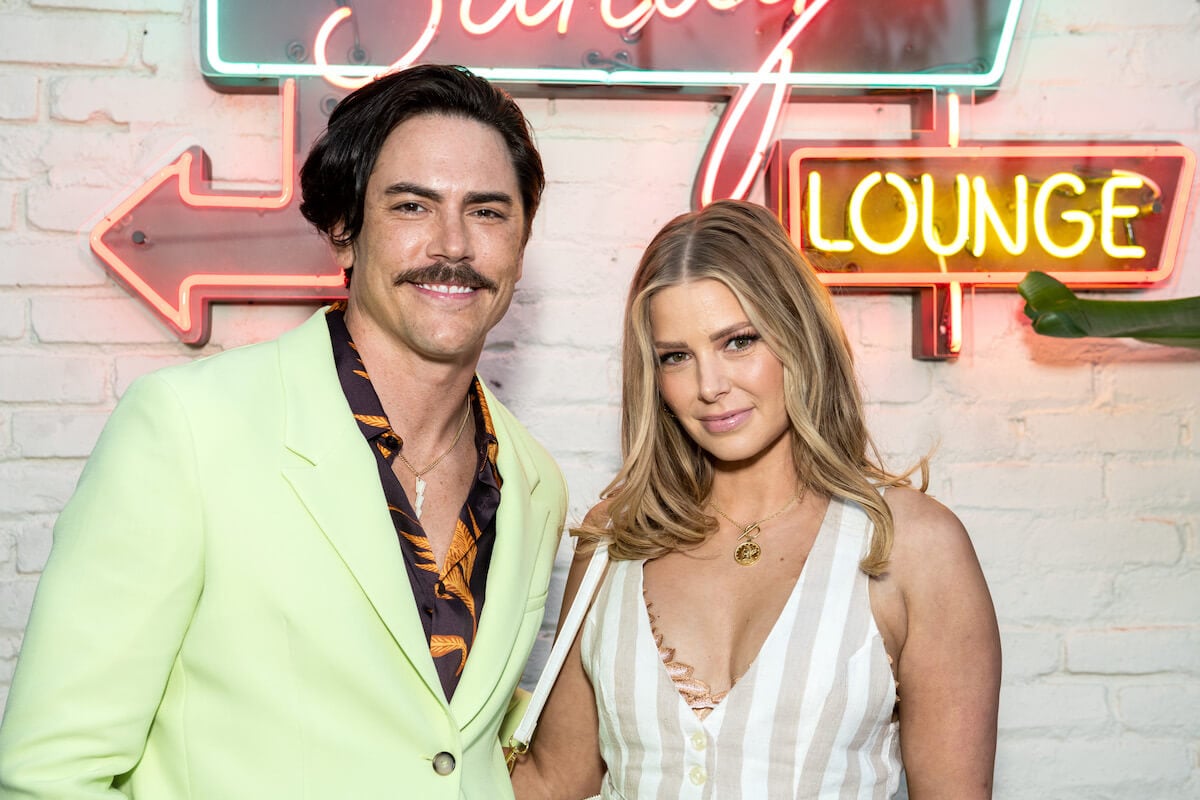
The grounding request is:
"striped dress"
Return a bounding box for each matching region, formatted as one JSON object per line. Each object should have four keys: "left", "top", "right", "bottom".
{"left": 580, "top": 498, "right": 902, "bottom": 799}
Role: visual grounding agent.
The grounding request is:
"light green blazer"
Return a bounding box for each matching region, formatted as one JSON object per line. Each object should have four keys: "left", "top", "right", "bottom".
{"left": 0, "top": 310, "right": 568, "bottom": 799}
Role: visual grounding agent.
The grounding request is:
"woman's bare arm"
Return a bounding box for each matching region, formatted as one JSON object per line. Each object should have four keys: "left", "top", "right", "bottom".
{"left": 888, "top": 487, "right": 1002, "bottom": 799}
{"left": 510, "top": 514, "right": 609, "bottom": 799}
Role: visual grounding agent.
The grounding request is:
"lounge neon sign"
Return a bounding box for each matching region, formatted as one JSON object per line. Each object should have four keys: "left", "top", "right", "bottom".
{"left": 773, "top": 144, "right": 1195, "bottom": 287}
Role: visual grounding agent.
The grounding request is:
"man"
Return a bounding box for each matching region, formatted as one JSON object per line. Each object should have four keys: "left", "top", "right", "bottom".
{"left": 0, "top": 65, "right": 567, "bottom": 799}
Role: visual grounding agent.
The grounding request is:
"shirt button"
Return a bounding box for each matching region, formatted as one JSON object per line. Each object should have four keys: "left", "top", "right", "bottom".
{"left": 689, "top": 765, "right": 707, "bottom": 785}
{"left": 432, "top": 751, "right": 456, "bottom": 775}
{"left": 690, "top": 731, "right": 707, "bottom": 751}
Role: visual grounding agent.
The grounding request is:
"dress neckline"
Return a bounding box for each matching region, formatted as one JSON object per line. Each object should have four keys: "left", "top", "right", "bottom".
{"left": 638, "top": 496, "right": 840, "bottom": 725}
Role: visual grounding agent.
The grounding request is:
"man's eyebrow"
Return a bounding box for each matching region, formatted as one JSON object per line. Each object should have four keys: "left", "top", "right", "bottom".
{"left": 383, "top": 182, "right": 441, "bottom": 201}
{"left": 465, "top": 191, "right": 514, "bottom": 206}
{"left": 380, "top": 184, "right": 514, "bottom": 208}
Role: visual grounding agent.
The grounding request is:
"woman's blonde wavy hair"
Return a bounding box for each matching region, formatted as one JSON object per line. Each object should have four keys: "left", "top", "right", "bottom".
{"left": 576, "top": 199, "right": 926, "bottom": 575}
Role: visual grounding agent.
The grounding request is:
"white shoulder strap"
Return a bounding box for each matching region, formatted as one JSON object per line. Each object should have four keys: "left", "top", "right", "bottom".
{"left": 510, "top": 542, "right": 609, "bottom": 749}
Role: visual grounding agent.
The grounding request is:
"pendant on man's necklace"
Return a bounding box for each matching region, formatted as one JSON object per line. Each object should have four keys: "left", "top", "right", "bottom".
{"left": 734, "top": 523, "right": 763, "bottom": 566}
{"left": 414, "top": 476, "right": 427, "bottom": 519}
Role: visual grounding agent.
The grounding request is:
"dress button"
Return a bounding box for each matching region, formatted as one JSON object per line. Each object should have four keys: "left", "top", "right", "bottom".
{"left": 432, "top": 751, "right": 456, "bottom": 775}
{"left": 690, "top": 731, "right": 707, "bottom": 751}
{"left": 689, "top": 765, "right": 707, "bottom": 785}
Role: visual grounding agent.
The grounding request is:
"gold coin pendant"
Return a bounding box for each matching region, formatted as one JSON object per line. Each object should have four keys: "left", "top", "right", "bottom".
{"left": 734, "top": 540, "right": 762, "bottom": 566}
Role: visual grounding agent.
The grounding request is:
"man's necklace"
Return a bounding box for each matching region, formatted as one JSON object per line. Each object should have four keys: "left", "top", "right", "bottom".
{"left": 710, "top": 488, "right": 804, "bottom": 566}
{"left": 395, "top": 400, "right": 471, "bottom": 519}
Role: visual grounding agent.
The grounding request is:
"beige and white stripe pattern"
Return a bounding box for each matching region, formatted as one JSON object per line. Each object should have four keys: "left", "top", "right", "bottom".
{"left": 581, "top": 498, "right": 901, "bottom": 799}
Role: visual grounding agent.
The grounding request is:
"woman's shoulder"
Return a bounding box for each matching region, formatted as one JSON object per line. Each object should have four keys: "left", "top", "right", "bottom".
{"left": 570, "top": 498, "right": 615, "bottom": 561}
{"left": 883, "top": 486, "right": 982, "bottom": 591}
{"left": 581, "top": 497, "right": 614, "bottom": 530}
{"left": 884, "top": 485, "right": 962, "bottom": 535}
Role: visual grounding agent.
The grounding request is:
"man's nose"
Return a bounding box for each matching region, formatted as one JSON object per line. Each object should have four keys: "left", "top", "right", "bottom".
{"left": 428, "top": 213, "right": 473, "bottom": 262}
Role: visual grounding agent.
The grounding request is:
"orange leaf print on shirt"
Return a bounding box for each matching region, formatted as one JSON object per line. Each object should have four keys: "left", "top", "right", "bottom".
{"left": 430, "top": 635, "right": 468, "bottom": 676}
{"left": 438, "top": 517, "right": 480, "bottom": 634}
{"left": 397, "top": 521, "right": 439, "bottom": 574}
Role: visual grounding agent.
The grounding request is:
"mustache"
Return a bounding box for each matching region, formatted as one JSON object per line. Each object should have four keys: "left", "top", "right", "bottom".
{"left": 394, "top": 262, "right": 497, "bottom": 292}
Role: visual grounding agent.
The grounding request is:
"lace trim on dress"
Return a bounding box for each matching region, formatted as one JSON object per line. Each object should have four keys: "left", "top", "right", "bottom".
{"left": 645, "top": 598, "right": 901, "bottom": 720}
{"left": 644, "top": 598, "right": 730, "bottom": 720}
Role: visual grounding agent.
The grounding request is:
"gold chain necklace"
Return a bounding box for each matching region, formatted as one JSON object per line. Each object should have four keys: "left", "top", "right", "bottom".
{"left": 395, "top": 399, "right": 471, "bottom": 519}
{"left": 710, "top": 488, "right": 803, "bottom": 567}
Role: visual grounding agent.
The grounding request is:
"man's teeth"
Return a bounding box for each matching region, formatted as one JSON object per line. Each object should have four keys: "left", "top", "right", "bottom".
{"left": 418, "top": 283, "right": 475, "bottom": 295}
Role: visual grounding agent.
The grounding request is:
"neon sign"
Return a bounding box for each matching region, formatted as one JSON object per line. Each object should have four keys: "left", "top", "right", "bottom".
{"left": 89, "top": 80, "right": 346, "bottom": 345}
{"left": 92, "top": 0, "right": 1196, "bottom": 357}
{"left": 768, "top": 143, "right": 1195, "bottom": 287}
{"left": 201, "top": 0, "right": 1025, "bottom": 207}
{"left": 201, "top": 0, "right": 1023, "bottom": 91}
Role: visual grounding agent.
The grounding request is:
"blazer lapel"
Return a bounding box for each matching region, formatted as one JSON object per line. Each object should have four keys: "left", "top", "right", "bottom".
{"left": 275, "top": 311, "right": 445, "bottom": 705}
{"left": 450, "top": 382, "right": 549, "bottom": 726}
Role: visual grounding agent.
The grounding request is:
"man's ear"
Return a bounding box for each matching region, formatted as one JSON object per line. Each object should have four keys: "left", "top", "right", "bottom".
{"left": 332, "top": 224, "right": 354, "bottom": 270}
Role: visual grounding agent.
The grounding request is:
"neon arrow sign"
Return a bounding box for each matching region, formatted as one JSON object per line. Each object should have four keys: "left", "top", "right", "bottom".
{"left": 89, "top": 80, "right": 345, "bottom": 345}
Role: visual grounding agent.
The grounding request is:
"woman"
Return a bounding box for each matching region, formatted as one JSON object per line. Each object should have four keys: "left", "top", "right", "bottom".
{"left": 511, "top": 200, "right": 1001, "bottom": 799}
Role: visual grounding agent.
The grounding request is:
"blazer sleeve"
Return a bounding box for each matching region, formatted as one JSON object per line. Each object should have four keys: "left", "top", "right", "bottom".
{"left": 0, "top": 372, "right": 206, "bottom": 798}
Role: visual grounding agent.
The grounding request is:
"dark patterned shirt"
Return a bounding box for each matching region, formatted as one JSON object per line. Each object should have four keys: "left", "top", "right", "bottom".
{"left": 326, "top": 305, "right": 502, "bottom": 700}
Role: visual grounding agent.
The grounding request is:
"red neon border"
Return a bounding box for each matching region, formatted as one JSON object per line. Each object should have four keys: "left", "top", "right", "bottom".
{"left": 785, "top": 143, "right": 1196, "bottom": 287}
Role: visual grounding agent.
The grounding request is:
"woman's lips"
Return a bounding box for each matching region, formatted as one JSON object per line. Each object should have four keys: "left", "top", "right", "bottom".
{"left": 699, "top": 408, "right": 751, "bottom": 433}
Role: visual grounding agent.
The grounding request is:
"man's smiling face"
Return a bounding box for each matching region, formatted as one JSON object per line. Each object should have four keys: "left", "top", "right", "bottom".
{"left": 340, "top": 113, "right": 526, "bottom": 366}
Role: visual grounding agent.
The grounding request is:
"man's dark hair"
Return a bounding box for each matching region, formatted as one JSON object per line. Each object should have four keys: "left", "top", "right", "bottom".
{"left": 299, "top": 64, "right": 545, "bottom": 252}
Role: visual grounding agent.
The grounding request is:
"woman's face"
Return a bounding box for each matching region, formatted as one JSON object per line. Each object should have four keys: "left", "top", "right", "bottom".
{"left": 649, "top": 279, "right": 791, "bottom": 467}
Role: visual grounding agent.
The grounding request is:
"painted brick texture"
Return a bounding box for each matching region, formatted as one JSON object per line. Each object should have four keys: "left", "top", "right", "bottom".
{"left": 0, "top": 0, "right": 1197, "bottom": 794}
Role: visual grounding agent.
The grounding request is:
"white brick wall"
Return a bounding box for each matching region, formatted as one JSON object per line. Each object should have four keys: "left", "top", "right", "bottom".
{"left": 0, "top": 0, "right": 1197, "bottom": 795}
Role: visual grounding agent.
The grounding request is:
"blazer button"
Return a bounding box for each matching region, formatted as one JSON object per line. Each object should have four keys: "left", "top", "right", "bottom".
{"left": 432, "top": 751, "right": 456, "bottom": 776}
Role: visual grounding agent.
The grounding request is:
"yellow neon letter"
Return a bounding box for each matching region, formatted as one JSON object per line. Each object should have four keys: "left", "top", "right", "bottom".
{"left": 848, "top": 172, "right": 917, "bottom": 256}
{"left": 920, "top": 173, "right": 970, "bottom": 257}
{"left": 1101, "top": 175, "right": 1148, "bottom": 259}
{"left": 1032, "top": 172, "right": 1095, "bottom": 259}
{"left": 806, "top": 171, "right": 853, "bottom": 253}
{"left": 972, "top": 175, "right": 1028, "bottom": 257}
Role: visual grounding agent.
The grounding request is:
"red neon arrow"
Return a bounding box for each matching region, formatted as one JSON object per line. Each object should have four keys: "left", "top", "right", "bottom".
{"left": 90, "top": 79, "right": 345, "bottom": 345}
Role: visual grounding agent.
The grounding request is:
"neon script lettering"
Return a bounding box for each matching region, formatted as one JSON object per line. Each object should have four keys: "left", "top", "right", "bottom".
{"left": 313, "top": 0, "right": 807, "bottom": 92}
